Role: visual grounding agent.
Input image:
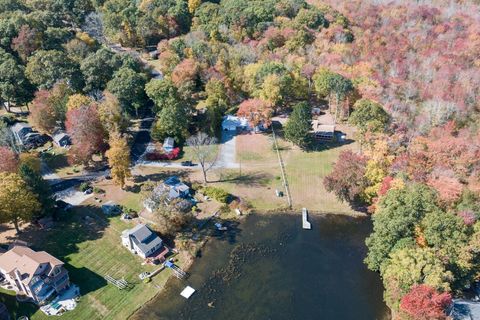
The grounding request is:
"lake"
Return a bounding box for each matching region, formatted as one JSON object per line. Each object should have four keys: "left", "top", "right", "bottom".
{"left": 132, "top": 213, "right": 390, "bottom": 320}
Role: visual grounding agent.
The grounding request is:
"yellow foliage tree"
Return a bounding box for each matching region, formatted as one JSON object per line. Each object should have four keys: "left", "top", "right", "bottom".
{"left": 106, "top": 131, "right": 131, "bottom": 189}
{"left": 188, "top": 0, "right": 202, "bottom": 13}
{"left": 19, "top": 153, "right": 41, "bottom": 173}
{"left": 0, "top": 172, "right": 41, "bottom": 233}
{"left": 67, "top": 94, "right": 92, "bottom": 111}
{"left": 363, "top": 138, "right": 395, "bottom": 202}
{"left": 98, "top": 92, "right": 128, "bottom": 133}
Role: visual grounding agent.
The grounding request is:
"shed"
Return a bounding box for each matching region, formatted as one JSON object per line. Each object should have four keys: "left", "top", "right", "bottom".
{"left": 53, "top": 132, "right": 71, "bottom": 147}
{"left": 163, "top": 137, "right": 174, "bottom": 153}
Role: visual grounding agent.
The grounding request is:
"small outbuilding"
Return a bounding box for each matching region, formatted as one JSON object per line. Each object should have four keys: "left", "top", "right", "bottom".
{"left": 53, "top": 132, "right": 71, "bottom": 147}
{"left": 163, "top": 137, "right": 175, "bottom": 153}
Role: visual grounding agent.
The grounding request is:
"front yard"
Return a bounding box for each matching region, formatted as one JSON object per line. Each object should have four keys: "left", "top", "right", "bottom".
{"left": 0, "top": 205, "right": 188, "bottom": 320}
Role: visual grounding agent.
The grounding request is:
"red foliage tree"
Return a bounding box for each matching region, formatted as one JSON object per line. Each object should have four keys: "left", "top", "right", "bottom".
{"left": 171, "top": 59, "right": 199, "bottom": 87}
{"left": 65, "top": 104, "right": 107, "bottom": 165}
{"left": 237, "top": 98, "right": 273, "bottom": 129}
{"left": 323, "top": 150, "right": 369, "bottom": 203}
{"left": 11, "top": 25, "right": 39, "bottom": 61}
{"left": 399, "top": 285, "right": 452, "bottom": 320}
{"left": 0, "top": 147, "right": 19, "bottom": 173}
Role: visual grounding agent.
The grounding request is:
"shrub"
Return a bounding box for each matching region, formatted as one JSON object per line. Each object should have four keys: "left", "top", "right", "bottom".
{"left": 145, "top": 147, "right": 181, "bottom": 161}
{"left": 203, "top": 186, "right": 231, "bottom": 203}
{"left": 79, "top": 182, "right": 90, "bottom": 192}
{"left": 93, "top": 187, "right": 104, "bottom": 194}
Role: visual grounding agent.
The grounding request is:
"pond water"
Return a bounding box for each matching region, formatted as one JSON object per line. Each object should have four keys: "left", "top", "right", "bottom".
{"left": 132, "top": 213, "right": 390, "bottom": 320}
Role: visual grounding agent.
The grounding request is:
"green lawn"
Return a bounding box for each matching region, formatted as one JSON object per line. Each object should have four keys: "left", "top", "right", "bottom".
{"left": 283, "top": 142, "right": 358, "bottom": 214}
{"left": 0, "top": 206, "right": 185, "bottom": 320}
{"left": 42, "top": 147, "right": 84, "bottom": 178}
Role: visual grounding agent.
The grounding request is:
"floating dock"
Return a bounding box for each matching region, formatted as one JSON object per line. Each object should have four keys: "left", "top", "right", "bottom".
{"left": 180, "top": 286, "right": 196, "bottom": 299}
{"left": 302, "top": 208, "right": 311, "bottom": 229}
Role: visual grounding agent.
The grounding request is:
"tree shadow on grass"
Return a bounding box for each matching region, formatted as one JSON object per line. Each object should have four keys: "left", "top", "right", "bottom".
{"left": 3, "top": 204, "right": 111, "bottom": 297}
{"left": 215, "top": 171, "right": 274, "bottom": 187}
{"left": 133, "top": 170, "right": 190, "bottom": 184}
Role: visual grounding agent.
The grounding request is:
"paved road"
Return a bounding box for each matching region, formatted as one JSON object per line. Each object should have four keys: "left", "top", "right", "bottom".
{"left": 215, "top": 130, "right": 239, "bottom": 169}
{"left": 131, "top": 117, "right": 155, "bottom": 163}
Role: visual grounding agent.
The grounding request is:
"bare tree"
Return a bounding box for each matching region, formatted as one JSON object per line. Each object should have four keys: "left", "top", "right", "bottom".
{"left": 187, "top": 132, "right": 219, "bottom": 184}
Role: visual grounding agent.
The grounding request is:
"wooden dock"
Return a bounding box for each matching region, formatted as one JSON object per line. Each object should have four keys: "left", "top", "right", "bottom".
{"left": 302, "top": 208, "right": 311, "bottom": 230}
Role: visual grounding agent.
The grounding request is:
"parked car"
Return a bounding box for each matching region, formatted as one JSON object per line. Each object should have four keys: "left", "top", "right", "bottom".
{"left": 181, "top": 161, "right": 195, "bottom": 167}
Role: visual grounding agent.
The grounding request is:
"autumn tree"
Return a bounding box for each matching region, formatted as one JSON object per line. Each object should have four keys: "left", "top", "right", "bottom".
{"left": 0, "top": 172, "right": 41, "bottom": 233}
{"left": 399, "top": 285, "right": 452, "bottom": 320}
{"left": 381, "top": 247, "right": 453, "bottom": 310}
{"left": 237, "top": 99, "right": 273, "bottom": 130}
{"left": 187, "top": 132, "right": 219, "bottom": 183}
{"left": 188, "top": 0, "right": 202, "bottom": 14}
{"left": 323, "top": 150, "right": 369, "bottom": 203}
{"left": 11, "top": 25, "right": 39, "bottom": 62}
{"left": 105, "top": 131, "right": 131, "bottom": 189}
{"left": 66, "top": 94, "right": 92, "bottom": 111}
{"left": 28, "top": 82, "right": 72, "bottom": 133}
{"left": 0, "top": 146, "right": 18, "bottom": 173}
{"left": 65, "top": 104, "right": 107, "bottom": 165}
{"left": 98, "top": 91, "right": 129, "bottom": 133}
{"left": 284, "top": 102, "right": 312, "bottom": 149}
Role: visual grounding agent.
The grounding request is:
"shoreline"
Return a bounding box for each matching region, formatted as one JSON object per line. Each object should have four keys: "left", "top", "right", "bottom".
{"left": 129, "top": 208, "right": 372, "bottom": 319}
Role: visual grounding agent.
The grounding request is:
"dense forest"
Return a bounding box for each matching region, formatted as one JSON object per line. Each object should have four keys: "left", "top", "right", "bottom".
{"left": 1, "top": 0, "right": 480, "bottom": 318}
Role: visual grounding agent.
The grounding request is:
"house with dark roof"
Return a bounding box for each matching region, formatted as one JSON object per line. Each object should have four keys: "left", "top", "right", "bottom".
{"left": 53, "top": 132, "right": 71, "bottom": 147}
{"left": 121, "top": 224, "right": 163, "bottom": 259}
{"left": 0, "top": 246, "right": 70, "bottom": 305}
{"left": 10, "top": 122, "right": 46, "bottom": 148}
{"left": 450, "top": 299, "right": 480, "bottom": 319}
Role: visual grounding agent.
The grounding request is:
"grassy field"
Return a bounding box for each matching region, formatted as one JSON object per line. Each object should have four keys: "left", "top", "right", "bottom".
{"left": 198, "top": 130, "right": 360, "bottom": 215}
{"left": 0, "top": 205, "right": 186, "bottom": 320}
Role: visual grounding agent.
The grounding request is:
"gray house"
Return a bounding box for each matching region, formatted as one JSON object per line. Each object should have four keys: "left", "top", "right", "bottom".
{"left": 10, "top": 122, "right": 44, "bottom": 148}
{"left": 121, "top": 224, "right": 163, "bottom": 259}
{"left": 53, "top": 132, "right": 71, "bottom": 147}
{"left": 143, "top": 176, "right": 191, "bottom": 213}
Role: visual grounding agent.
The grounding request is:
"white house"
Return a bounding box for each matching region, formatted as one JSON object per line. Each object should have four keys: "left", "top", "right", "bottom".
{"left": 121, "top": 224, "right": 163, "bottom": 259}
{"left": 221, "top": 115, "right": 249, "bottom": 131}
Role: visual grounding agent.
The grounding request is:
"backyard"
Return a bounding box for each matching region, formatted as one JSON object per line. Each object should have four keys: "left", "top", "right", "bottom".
{"left": 0, "top": 204, "right": 188, "bottom": 320}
